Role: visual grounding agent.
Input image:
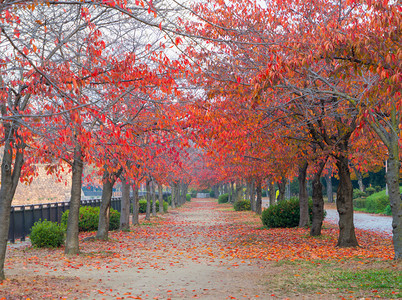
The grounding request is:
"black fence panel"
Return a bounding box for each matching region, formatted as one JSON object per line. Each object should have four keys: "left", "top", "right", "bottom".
{"left": 8, "top": 197, "right": 122, "bottom": 243}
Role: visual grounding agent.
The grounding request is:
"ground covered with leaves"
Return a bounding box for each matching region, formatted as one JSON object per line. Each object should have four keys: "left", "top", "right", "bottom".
{"left": 1, "top": 199, "right": 400, "bottom": 299}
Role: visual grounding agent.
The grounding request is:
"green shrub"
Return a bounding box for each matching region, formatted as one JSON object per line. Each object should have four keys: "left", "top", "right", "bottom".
{"left": 218, "top": 193, "right": 229, "bottom": 204}
{"left": 209, "top": 190, "right": 215, "bottom": 198}
{"left": 186, "top": 194, "right": 191, "bottom": 202}
{"left": 384, "top": 205, "right": 392, "bottom": 216}
{"left": 167, "top": 195, "right": 172, "bottom": 205}
{"left": 109, "top": 208, "right": 120, "bottom": 230}
{"left": 233, "top": 199, "right": 251, "bottom": 211}
{"left": 261, "top": 199, "right": 326, "bottom": 228}
{"left": 61, "top": 206, "right": 120, "bottom": 231}
{"left": 139, "top": 199, "right": 148, "bottom": 213}
{"left": 353, "top": 198, "right": 366, "bottom": 209}
{"left": 365, "top": 186, "right": 376, "bottom": 196}
{"left": 353, "top": 189, "right": 366, "bottom": 199}
{"left": 139, "top": 199, "right": 167, "bottom": 213}
{"left": 30, "top": 219, "right": 65, "bottom": 248}
{"left": 262, "top": 190, "right": 267, "bottom": 197}
{"left": 366, "top": 194, "right": 389, "bottom": 213}
{"left": 374, "top": 185, "right": 382, "bottom": 193}
{"left": 160, "top": 200, "right": 168, "bottom": 212}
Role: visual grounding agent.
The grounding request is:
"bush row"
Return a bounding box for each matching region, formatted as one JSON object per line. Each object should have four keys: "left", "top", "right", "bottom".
{"left": 138, "top": 199, "right": 168, "bottom": 213}
{"left": 61, "top": 206, "right": 120, "bottom": 232}
{"left": 352, "top": 186, "right": 382, "bottom": 199}
{"left": 261, "top": 198, "right": 326, "bottom": 228}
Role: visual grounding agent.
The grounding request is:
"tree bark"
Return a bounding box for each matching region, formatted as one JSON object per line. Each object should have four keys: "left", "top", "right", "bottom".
{"left": 152, "top": 180, "right": 157, "bottom": 217}
{"left": 255, "top": 179, "right": 262, "bottom": 215}
{"left": 229, "top": 181, "right": 235, "bottom": 203}
{"left": 158, "top": 183, "right": 164, "bottom": 213}
{"left": 235, "top": 180, "right": 243, "bottom": 202}
{"left": 336, "top": 154, "right": 359, "bottom": 247}
{"left": 387, "top": 144, "right": 402, "bottom": 259}
{"left": 277, "top": 179, "right": 286, "bottom": 201}
{"left": 310, "top": 159, "right": 327, "bottom": 236}
{"left": 65, "top": 144, "right": 84, "bottom": 255}
{"left": 268, "top": 180, "right": 275, "bottom": 206}
{"left": 367, "top": 104, "right": 401, "bottom": 259}
{"left": 171, "top": 183, "right": 176, "bottom": 208}
{"left": 325, "top": 172, "right": 334, "bottom": 203}
{"left": 97, "top": 168, "right": 122, "bottom": 240}
{"left": 131, "top": 184, "right": 139, "bottom": 226}
{"left": 352, "top": 165, "right": 365, "bottom": 192}
{"left": 0, "top": 125, "right": 25, "bottom": 280}
{"left": 298, "top": 162, "right": 309, "bottom": 227}
{"left": 145, "top": 179, "right": 151, "bottom": 221}
{"left": 119, "top": 176, "right": 130, "bottom": 231}
{"left": 250, "top": 179, "right": 256, "bottom": 212}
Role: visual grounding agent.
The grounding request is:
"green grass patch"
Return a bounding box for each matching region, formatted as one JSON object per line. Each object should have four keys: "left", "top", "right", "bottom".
{"left": 266, "top": 260, "right": 401, "bottom": 299}
{"left": 331, "top": 269, "right": 401, "bottom": 298}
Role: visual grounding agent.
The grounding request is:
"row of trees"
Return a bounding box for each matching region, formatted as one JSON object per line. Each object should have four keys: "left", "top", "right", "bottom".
{"left": 179, "top": 0, "right": 401, "bottom": 258}
{"left": 0, "top": 0, "right": 198, "bottom": 280}
{"left": 0, "top": 0, "right": 400, "bottom": 283}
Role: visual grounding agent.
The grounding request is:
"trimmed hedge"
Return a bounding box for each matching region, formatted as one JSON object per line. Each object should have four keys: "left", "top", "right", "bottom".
{"left": 365, "top": 186, "right": 376, "bottom": 196}
{"left": 365, "top": 194, "right": 389, "bottom": 213}
{"left": 138, "top": 199, "right": 168, "bottom": 213}
{"left": 61, "top": 206, "right": 120, "bottom": 232}
{"left": 353, "top": 188, "right": 401, "bottom": 215}
{"left": 218, "top": 193, "right": 229, "bottom": 204}
{"left": 353, "top": 189, "right": 366, "bottom": 199}
{"left": 261, "top": 198, "right": 326, "bottom": 228}
{"left": 186, "top": 194, "right": 191, "bottom": 202}
{"left": 30, "top": 219, "right": 65, "bottom": 248}
{"left": 234, "top": 199, "right": 251, "bottom": 211}
{"left": 353, "top": 198, "right": 366, "bottom": 209}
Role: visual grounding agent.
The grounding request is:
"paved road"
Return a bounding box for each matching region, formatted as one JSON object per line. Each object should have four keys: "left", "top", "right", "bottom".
{"left": 325, "top": 209, "right": 393, "bottom": 235}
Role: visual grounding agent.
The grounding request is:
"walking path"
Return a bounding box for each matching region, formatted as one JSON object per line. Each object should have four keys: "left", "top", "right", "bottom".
{"left": 2, "top": 198, "right": 395, "bottom": 299}
{"left": 325, "top": 209, "right": 393, "bottom": 235}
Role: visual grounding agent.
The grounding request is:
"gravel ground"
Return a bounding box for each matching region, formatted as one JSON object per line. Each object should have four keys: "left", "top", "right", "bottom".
{"left": 325, "top": 209, "right": 393, "bottom": 235}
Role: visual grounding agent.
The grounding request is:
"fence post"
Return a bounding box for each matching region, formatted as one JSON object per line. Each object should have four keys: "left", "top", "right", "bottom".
{"left": 21, "top": 206, "right": 26, "bottom": 241}
{"left": 9, "top": 207, "right": 15, "bottom": 244}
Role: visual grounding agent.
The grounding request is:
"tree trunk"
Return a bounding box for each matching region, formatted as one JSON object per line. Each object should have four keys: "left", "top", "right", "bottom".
{"left": 310, "top": 159, "right": 327, "bottom": 236}
{"left": 96, "top": 168, "right": 122, "bottom": 240}
{"left": 171, "top": 183, "right": 176, "bottom": 209}
{"left": 132, "top": 184, "right": 139, "bottom": 226}
{"left": 229, "top": 181, "right": 235, "bottom": 203}
{"left": 277, "top": 179, "right": 286, "bottom": 201}
{"left": 152, "top": 181, "right": 157, "bottom": 217}
{"left": 255, "top": 179, "right": 262, "bottom": 215}
{"left": 250, "top": 180, "right": 256, "bottom": 212}
{"left": 367, "top": 104, "right": 401, "bottom": 259}
{"left": 182, "top": 183, "right": 188, "bottom": 204}
{"left": 145, "top": 179, "right": 151, "bottom": 221}
{"left": 120, "top": 176, "right": 130, "bottom": 231}
{"left": 336, "top": 154, "right": 359, "bottom": 247}
{"left": 235, "top": 181, "right": 243, "bottom": 202}
{"left": 65, "top": 145, "right": 84, "bottom": 255}
{"left": 268, "top": 180, "right": 275, "bottom": 206}
{"left": 352, "top": 165, "right": 365, "bottom": 192}
{"left": 158, "top": 183, "right": 164, "bottom": 213}
{"left": 298, "top": 162, "right": 309, "bottom": 227}
{"left": 325, "top": 172, "right": 334, "bottom": 203}
{"left": 0, "top": 126, "right": 25, "bottom": 280}
{"left": 387, "top": 142, "right": 402, "bottom": 259}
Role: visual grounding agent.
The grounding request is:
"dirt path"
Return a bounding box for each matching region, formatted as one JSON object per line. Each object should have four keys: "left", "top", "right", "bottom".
{"left": 3, "top": 199, "right": 272, "bottom": 299}
{"left": 2, "top": 199, "right": 396, "bottom": 299}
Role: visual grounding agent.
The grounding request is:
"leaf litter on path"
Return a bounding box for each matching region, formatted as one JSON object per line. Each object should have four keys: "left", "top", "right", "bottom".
{"left": 1, "top": 198, "right": 396, "bottom": 299}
